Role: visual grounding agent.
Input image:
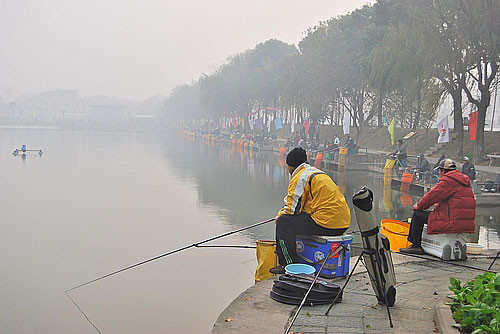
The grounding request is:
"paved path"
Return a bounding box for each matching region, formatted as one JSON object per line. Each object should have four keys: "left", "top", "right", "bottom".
{"left": 212, "top": 255, "right": 500, "bottom": 334}
{"left": 365, "top": 149, "right": 500, "bottom": 178}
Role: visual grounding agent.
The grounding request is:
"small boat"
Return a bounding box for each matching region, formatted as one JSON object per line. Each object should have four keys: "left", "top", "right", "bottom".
{"left": 12, "top": 145, "right": 43, "bottom": 157}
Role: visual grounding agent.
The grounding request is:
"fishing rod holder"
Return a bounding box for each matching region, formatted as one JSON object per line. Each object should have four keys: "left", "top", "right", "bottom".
{"left": 325, "top": 248, "right": 394, "bottom": 328}
{"left": 284, "top": 242, "right": 347, "bottom": 334}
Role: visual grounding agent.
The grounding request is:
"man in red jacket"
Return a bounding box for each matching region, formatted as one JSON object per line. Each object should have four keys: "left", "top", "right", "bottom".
{"left": 400, "top": 159, "right": 476, "bottom": 255}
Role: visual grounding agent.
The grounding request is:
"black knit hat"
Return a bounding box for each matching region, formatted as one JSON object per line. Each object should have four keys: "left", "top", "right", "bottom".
{"left": 286, "top": 147, "right": 307, "bottom": 167}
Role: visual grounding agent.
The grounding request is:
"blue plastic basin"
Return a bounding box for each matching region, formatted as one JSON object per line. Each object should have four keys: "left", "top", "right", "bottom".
{"left": 285, "top": 263, "right": 315, "bottom": 275}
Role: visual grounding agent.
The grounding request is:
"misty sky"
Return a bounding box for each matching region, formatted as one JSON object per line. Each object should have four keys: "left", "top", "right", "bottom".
{"left": 1, "top": 0, "right": 373, "bottom": 100}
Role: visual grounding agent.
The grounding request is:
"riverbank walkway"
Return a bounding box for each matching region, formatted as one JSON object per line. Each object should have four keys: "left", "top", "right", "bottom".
{"left": 365, "top": 148, "right": 500, "bottom": 177}
{"left": 212, "top": 253, "right": 500, "bottom": 334}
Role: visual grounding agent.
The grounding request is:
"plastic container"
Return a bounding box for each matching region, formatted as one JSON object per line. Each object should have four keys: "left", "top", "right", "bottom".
{"left": 285, "top": 263, "right": 315, "bottom": 275}
{"left": 421, "top": 225, "right": 468, "bottom": 260}
{"left": 296, "top": 235, "right": 353, "bottom": 278}
{"left": 466, "top": 243, "right": 483, "bottom": 255}
{"left": 380, "top": 220, "right": 412, "bottom": 251}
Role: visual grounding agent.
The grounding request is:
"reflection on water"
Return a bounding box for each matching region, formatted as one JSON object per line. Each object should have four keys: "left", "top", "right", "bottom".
{"left": 1, "top": 129, "right": 499, "bottom": 334}
{"left": 177, "top": 135, "right": 500, "bottom": 249}
{"left": 0, "top": 129, "right": 265, "bottom": 334}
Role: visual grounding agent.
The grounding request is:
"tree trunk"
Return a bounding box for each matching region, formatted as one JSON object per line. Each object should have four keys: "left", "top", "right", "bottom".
{"left": 451, "top": 90, "right": 464, "bottom": 159}
{"left": 414, "top": 78, "right": 423, "bottom": 130}
{"left": 377, "top": 89, "right": 383, "bottom": 128}
{"left": 400, "top": 94, "right": 404, "bottom": 128}
{"left": 474, "top": 97, "right": 490, "bottom": 163}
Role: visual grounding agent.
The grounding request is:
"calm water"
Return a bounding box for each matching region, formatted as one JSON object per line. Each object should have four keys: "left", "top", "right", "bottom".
{"left": 1, "top": 129, "right": 499, "bottom": 334}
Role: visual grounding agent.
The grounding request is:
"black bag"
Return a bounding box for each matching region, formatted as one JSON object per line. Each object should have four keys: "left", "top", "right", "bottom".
{"left": 270, "top": 273, "right": 343, "bottom": 306}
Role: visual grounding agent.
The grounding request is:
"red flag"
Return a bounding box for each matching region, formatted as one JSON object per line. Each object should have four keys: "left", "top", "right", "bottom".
{"left": 468, "top": 111, "right": 478, "bottom": 141}
{"left": 304, "top": 120, "right": 310, "bottom": 136}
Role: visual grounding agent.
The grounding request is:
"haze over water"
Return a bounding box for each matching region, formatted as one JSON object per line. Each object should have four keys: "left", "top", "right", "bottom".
{"left": 1, "top": 129, "right": 499, "bottom": 333}
{"left": 0, "top": 129, "right": 280, "bottom": 333}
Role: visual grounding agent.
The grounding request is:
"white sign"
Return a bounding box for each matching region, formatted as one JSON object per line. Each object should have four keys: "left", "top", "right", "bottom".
{"left": 437, "top": 117, "right": 449, "bottom": 144}
{"left": 343, "top": 112, "right": 350, "bottom": 135}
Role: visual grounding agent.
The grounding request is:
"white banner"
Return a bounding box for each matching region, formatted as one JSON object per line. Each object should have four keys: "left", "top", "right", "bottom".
{"left": 343, "top": 112, "right": 350, "bottom": 135}
{"left": 437, "top": 116, "right": 450, "bottom": 144}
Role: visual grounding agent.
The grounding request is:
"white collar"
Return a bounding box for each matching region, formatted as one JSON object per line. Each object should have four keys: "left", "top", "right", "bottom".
{"left": 291, "top": 162, "right": 309, "bottom": 177}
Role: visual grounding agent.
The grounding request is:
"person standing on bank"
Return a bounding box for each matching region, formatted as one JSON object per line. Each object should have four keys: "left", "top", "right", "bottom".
{"left": 393, "top": 139, "right": 408, "bottom": 168}
{"left": 400, "top": 159, "right": 476, "bottom": 255}
{"left": 271, "top": 147, "right": 351, "bottom": 274}
{"left": 462, "top": 156, "right": 476, "bottom": 181}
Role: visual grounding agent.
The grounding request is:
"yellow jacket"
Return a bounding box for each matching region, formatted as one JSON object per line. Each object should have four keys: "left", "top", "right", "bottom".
{"left": 277, "top": 163, "right": 350, "bottom": 229}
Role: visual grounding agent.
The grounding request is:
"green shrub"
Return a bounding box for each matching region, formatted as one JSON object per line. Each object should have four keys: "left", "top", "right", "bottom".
{"left": 448, "top": 273, "right": 500, "bottom": 334}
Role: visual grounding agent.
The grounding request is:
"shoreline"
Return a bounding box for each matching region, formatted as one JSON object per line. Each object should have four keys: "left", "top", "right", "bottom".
{"left": 212, "top": 254, "right": 500, "bottom": 334}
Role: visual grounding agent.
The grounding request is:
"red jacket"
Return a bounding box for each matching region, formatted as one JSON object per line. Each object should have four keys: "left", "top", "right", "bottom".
{"left": 415, "top": 170, "right": 476, "bottom": 234}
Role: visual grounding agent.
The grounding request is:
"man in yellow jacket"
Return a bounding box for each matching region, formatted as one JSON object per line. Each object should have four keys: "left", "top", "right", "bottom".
{"left": 271, "top": 147, "right": 351, "bottom": 274}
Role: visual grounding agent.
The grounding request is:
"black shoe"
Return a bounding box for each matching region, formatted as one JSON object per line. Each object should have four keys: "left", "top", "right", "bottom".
{"left": 400, "top": 244, "right": 424, "bottom": 255}
{"left": 269, "top": 266, "right": 285, "bottom": 275}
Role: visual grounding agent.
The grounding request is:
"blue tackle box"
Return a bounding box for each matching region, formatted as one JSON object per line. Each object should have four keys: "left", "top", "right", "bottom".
{"left": 296, "top": 234, "right": 353, "bottom": 278}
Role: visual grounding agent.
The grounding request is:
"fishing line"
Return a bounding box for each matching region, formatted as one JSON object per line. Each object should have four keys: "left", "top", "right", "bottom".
{"left": 65, "top": 292, "right": 102, "bottom": 334}
{"left": 66, "top": 217, "right": 275, "bottom": 292}
{"left": 65, "top": 218, "right": 275, "bottom": 334}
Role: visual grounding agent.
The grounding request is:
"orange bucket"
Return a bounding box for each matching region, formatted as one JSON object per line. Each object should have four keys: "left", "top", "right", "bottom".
{"left": 380, "top": 219, "right": 412, "bottom": 251}
{"left": 401, "top": 172, "right": 414, "bottom": 184}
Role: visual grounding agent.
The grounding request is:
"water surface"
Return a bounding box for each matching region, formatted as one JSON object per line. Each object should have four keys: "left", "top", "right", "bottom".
{"left": 1, "top": 129, "right": 498, "bottom": 333}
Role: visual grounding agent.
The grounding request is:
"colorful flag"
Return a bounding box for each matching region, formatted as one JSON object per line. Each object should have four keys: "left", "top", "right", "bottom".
{"left": 343, "top": 112, "right": 350, "bottom": 135}
{"left": 388, "top": 118, "right": 395, "bottom": 145}
{"left": 304, "top": 120, "right": 310, "bottom": 136}
{"left": 274, "top": 117, "right": 283, "bottom": 130}
{"left": 468, "top": 111, "right": 478, "bottom": 141}
{"left": 437, "top": 117, "right": 450, "bottom": 144}
{"left": 256, "top": 117, "right": 263, "bottom": 130}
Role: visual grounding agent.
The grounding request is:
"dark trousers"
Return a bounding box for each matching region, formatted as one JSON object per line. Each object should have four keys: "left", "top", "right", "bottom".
{"left": 408, "top": 210, "right": 430, "bottom": 246}
{"left": 275, "top": 213, "right": 348, "bottom": 266}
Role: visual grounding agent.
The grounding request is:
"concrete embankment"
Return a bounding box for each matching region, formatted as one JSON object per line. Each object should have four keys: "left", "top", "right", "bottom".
{"left": 212, "top": 254, "right": 500, "bottom": 334}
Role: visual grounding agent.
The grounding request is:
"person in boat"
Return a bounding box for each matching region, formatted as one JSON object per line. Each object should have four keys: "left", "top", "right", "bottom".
{"left": 270, "top": 147, "right": 351, "bottom": 274}
{"left": 400, "top": 159, "right": 476, "bottom": 255}
{"left": 461, "top": 156, "right": 476, "bottom": 182}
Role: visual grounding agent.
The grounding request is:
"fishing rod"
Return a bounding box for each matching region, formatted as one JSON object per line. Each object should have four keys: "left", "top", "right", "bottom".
{"left": 349, "top": 244, "right": 497, "bottom": 273}
{"left": 195, "top": 244, "right": 256, "bottom": 249}
{"left": 394, "top": 251, "right": 498, "bottom": 273}
{"left": 284, "top": 244, "right": 346, "bottom": 334}
{"left": 66, "top": 217, "right": 275, "bottom": 293}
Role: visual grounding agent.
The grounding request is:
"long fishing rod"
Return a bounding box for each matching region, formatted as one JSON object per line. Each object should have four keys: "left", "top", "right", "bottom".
{"left": 66, "top": 217, "right": 275, "bottom": 293}
{"left": 394, "top": 251, "right": 498, "bottom": 273}
{"left": 349, "top": 244, "right": 497, "bottom": 273}
{"left": 195, "top": 245, "right": 256, "bottom": 249}
{"left": 284, "top": 244, "right": 345, "bottom": 334}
